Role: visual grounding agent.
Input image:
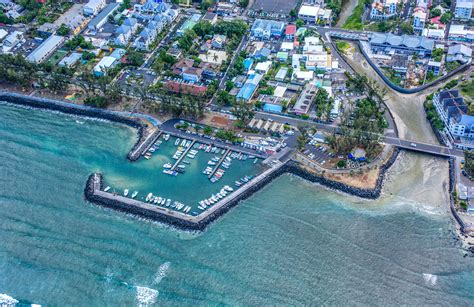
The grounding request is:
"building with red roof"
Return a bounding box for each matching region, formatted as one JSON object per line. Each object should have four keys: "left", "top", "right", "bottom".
{"left": 429, "top": 16, "right": 446, "bottom": 28}
{"left": 165, "top": 80, "right": 208, "bottom": 96}
{"left": 285, "top": 24, "right": 297, "bottom": 40}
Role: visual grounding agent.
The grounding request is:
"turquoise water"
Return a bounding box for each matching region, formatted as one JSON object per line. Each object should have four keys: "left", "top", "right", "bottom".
{"left": 1, "top": 103, "right": 473, "bottom": 305}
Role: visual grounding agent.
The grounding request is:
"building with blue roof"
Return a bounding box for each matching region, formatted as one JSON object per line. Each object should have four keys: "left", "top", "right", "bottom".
{"left": 251, "top": 19, "right": 285, "bottom": 40}
{"left": 263, "top": 103, "right": 283, "bottom": 113}
{"left": 369, "top": 33, "right": 434, "bottom": 57}
{"left": 243, "top": 58, "right": 254, "bottom": 71}
{"left": 237, "top": 73, "right": 263, "bottom": 101}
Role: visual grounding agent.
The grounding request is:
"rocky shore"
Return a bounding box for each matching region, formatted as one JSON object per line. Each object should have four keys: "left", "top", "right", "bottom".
{"left": 84, "top": 149, "right": 401, "bottom": 231}
{"left": 0, "top": 91, "right": 148, "bottom": 162}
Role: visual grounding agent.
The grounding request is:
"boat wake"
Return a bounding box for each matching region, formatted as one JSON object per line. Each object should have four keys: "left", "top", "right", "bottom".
{"left": 423, "top": 273, "right": 438, "bottom": 286}
{"left": 153, "top": 262, "right": 171, "bottom": 285}
{"left": 135, "top": 286, "right": 158, "bottom": 305}
{"left": 0, "top": 293, "right": 19, "bottom": 305}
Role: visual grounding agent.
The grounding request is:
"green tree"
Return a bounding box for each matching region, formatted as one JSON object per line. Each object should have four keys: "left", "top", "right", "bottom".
{"left": 231, "top": 100, "right": 254, "bottom": 124}
{"left": 193, "top": 21, "right": 213, "bottom": 38}
{"left": 295, "top": 19, "right": 305, "bottom": 28}
{"left": 57, "top": 24, "right": 70, "bottom": 36}
{"left": 440, "top": 12, "right": 452, "bottom": 24}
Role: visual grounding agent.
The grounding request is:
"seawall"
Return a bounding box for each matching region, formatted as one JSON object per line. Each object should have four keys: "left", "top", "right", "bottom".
{"left": 0, "top": 91, "right": 148, "bottom": 162}
{"left": 84, "top": 149, "right": 400, "bottom": 231}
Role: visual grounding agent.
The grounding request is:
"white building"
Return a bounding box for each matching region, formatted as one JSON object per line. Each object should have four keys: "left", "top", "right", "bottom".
{"left": 3, "top": 30, "right": 23, "bottom": 48}
{"left": 297, "top": 4, "right": 332, "bottom": 24}
{"left": 83, "top": 0, "right": 106, "bottom": 16}
{"left": 26, "top": 35, "right": 65, "bottom": 63}
{"left": 93, "top": 56, "right": 117, "bottom": 76}
{"left": 454, "top": 0, "right": 473, "bottom": 20}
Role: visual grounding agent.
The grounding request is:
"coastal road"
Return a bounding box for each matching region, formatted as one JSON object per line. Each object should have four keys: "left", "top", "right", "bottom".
{"left": 255, "top": 111, "right": 464, "bottom": 158}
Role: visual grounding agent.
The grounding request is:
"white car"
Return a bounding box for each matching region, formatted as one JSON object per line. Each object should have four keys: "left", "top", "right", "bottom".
{"left": 410, "top": 143, "right": 417, "bottom": 147}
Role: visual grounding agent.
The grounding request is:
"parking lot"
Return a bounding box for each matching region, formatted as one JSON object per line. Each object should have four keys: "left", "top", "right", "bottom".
{"left": 117, "top": 69, "right": 158, "bottom": 92}
{"left": 302, "top": 140, "right": 335, "bottom": 166}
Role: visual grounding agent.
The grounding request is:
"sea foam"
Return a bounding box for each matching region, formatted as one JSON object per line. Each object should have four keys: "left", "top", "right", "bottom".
{"left": 135, "top": 286, "right": 158, "bottom": 305}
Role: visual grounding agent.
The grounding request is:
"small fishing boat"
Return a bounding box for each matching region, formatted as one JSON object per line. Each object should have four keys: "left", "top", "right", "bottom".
{"left": 146, "top": 193, "right": 153, "bottom": 202}
{"left": 131, "top": 191, "right": 138, "bottom": 198}
{"left": 104, "top": 186, "right": 111, "bottom": 192}
{"left": 163, "top": 163, "right": 172, "bottom": 169}
{"left": 123, "top": 189, "right": 129, "bottom": 197}
{"left": 164, "top": 134, "right": 170, "bottom": 141}
{"left": 175, "top": 138, "right": 180, "bottom": 146}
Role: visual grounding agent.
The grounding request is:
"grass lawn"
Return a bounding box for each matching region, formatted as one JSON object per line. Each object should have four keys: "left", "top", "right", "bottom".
{"left": 342, "top": 0, "right": 365, "bottom": 30}
{"left": 46, "top": 50, "right": 68, "bottom": 66}
{"left": 336, "top": 41, "right": 350, "bottom": 54}
{"left": 460, "top": 80, "right": 474, "bottom": 102}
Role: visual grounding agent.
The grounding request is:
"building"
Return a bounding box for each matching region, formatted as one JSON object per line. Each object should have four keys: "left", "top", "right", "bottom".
{"left": 88, "top": 3, "right": 120, "bottom": 31}
{"left": 236, "top": 73, "right": 263, "bottom": 101}
{"left": 422, "top": 28, "right": 445, "bottom": 40}
{"left": 37, "top": 23, "right": 58, "bottom": 37}
{"left": 250, "top": 19, "right": 285, "bottom": 40}
{"left": 449, "top": 24, "right": 474, "bottom": 43}
{"left": 58, "top": 52, "right": 82, "bottom": 67}
{"left": 202, "top": 12, "right": 218, "bottom": 25}
{"left": 164, "top": 79, "right": 208, "bottom": 96}
{"left": 93, "top": 56, "right": 117, "bottom": 76}
{"left": 433, "top": 89, "right": 474, "bottom": 150}
{"left": 255, "top": 61, "right": 272, "bottom": 74}
{"left": 369, "top": 33, "right": 434, "bottom": 57}
{"left": 2, "top": 31, "right": 23, "bottom": 48}
{"left": 427, "top": 60, "right": 442, "bottom": 75}
{"left": 65, "top": 15, "right": 88, "bottom": 35}
{"left": 114, "top": 17, "right": 138, "bottom": 46}
{"left": 83, "top": 0, "right": 106, "bottom": 16}
{"left": 275, "top": 67, "right": 288, "bottom": 81}
{"left": 0, "top": 29, "right": 7, "bottom": 41}
{"left": 447, "top": 44, "right": 472, "bottom": 63}
{"left": 133, "top": 21, "right": 161, "bottom": 51}
{"left": 285, "top": 24, "right": 296, "bottom": 40}
{"left": 297, "top": 4, "right": 332, "bottom": 24}
{"left": 211, "top": 34, "right": 226, "bottom": 49}
{"left": 292, "top": 84, "right": 317, "bottom": 115}
{"left": 454, "top": 0, "right": 473, "bottom": 20}
{"left": 216, "top": 2, "right": 236, "bottom": 16}
{"left": 370, "top": 0, "right": 399, "bottom": 20}
{"left": 26, "top": 35, "right": 65, "bottom": 63}
{"left": 412, "top": 8, "right": 427, "bottom": 32}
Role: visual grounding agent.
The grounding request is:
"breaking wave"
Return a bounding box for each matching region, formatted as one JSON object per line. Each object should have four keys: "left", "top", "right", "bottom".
{"left": 0, "top": 293, "right": 18, "bottom": 305}
{"left": 135, "top": 286, "right": 158, "bottom": 305}
{"left": 154, "top": 262, "right": 171, "bottom": 285}
{"left": 423, "top": 273, "right": 438, "bottom": 286}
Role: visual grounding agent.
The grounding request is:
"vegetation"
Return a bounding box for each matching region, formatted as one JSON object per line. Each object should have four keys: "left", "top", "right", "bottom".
{"left": 231, "top": 101, "right": 255, "bottom": 125}
{"left": 313, "top": 88, "right": 334, "bottom": 121}
{"left": 326, "top": 74, "right": 387, "bottom": 156}
{"left": 342, "top": 0, "right": 367, "bottom": 30}
{"left": 65, "top": 36, "right": 94, "bottom": 51}
{"left": 440, "top": 12, "right": 452, "bottom": 24}
{"left": 216, "top": 90, "right": 235, "bottom": 106}
{"left": 432, "top": 48, "right": 444, "bottom": 62}
{"left": 57, "top": 24, "right": 70, "bottom": 36}
{"left": 424, "top": 100, "right": 445, "bottom": 130}
{"left": 464, "top": 151, "right": 474, "bottom": 178}
{"left": 460, "top": 80, "right": 474, "bottom": 101}
{"left": 446, "top": 61, "right": 461, "bottom": 72}
{"left": 399, "top": 22, "right": 414, "bottom": 35}
{"left": 335, "top": 41, "right": 350, "bottom": 54}
{"left": 444, "top": 79, "right": 458, "bottom": 90}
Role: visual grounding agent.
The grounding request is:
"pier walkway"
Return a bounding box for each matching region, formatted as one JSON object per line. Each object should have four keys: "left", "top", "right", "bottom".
{"left": 171, "top": 139, "right": 196, "bottom": 171}
{"left": 208, "top": 149, "right": 231, "bottom": 179}
{"left": 128, "top": 129, "right": 161, "bottom": 161}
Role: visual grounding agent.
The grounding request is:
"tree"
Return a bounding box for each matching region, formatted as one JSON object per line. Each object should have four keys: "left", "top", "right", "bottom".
{"left": 430, "top": 8, "right": 441, "bottom": 17}
{"left": 178, "top": 29, "right": 196, "bottom": 52}
{"left": 193, "top": 21, "right": 213, "bottom": 38}
{"left": 399, "top": 22, "right": 414, "bottom": 35}
{"left": 127, "top": 49, "right": 145, "bottom": 67}
{"left": 295, "top": 19, "right": 305, "bottom": 28}
{"left": 440, "top": 12, "right": 452, "bottom": 24}
{"left": 216, "top": 90, "right": 235, "bottom": 106}
{"left": 464, "top": 151, "right": 474, "bottom": 177}
{"left": 239, "top": 0, "right": 249, "bottom": 8}
{"left": 57, "top": 24, "right": 70, "bottom": 36}
{"left": 231, "top": 100, "right": 254, "bottom": 123}
{"left": 290, "top": 9, "right": 297, "bottom": 18}
{"left": 82, "top": 51, "right": 95, "bottom": 61}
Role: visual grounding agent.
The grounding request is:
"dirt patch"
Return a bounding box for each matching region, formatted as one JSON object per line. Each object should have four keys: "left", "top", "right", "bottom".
{"left": 325, "top": 167, "right": 380, "bottom": 189}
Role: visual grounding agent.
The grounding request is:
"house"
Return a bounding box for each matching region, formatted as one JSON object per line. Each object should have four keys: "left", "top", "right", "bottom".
{"left": 2, "top": 31, "right": 23, "bottom": 48}
{"left": 292, "top": 70, "right": 314, "bottom": 84}
{"left": 412, "top": 8, "right": 427, "bottom": 32}
{"left": 454, "top": 0, "right": 473, "bottom": 20}
{"left": 83, "top": 0, "right": 106, "bottom": 16}
{"left": 243, "top": 58, "right": 254, "bottom": 71}
{"left": 250, "top": 19, "right": 285, "bottom": 40}
{"left": 114, "top": 18, "right": 138, "bottom": 46}
{"left": 447, "top": 44, "right": 473, "bottom": 63}
{"left": 390, "top": 54, "right": 409, "bottom": 74}
{"left": 232, "top": 75, "right": 247, "bottom": 87}
{"left": 182, "top": 67, "right": 203, "bottom": 82}
{"left": 26, "top": 35, "right": 65, "bottom": 63}
{"left": 448, "top": 24, "right": 474, "bottom": 42}
{"left": 277, "top": 51, "right": 289, "bottom": 62}
{"left": 211, "top": 34, "right": 226, "bottom": 49}
{"left": 216, "top": 2, "right": 235, "bottom": 16}
{"left": 427, "top": 60, "right": 442, "bottom": 75}
{"left": 433, "top": 90, "right": 474, "bottom": 149}
{"left": 37, "top": 23, "right": 58, "bottom": 37}
{"left": 422, "top": 28, "right": 445, "bottom": 40}
{"left": 236, "top": 73, "right": 263, "bottom": 101}
{"left": 275, "top": 67, "right": 288, "bottom": 81}
{"left": 165, "top": 80, "right": 208, "bottom": 96}
{"left": 88, "top": 3, "right": 120, "bottom": 31}
{"left": 292, "top": 84, "right": 317, "bottom": 115}
{"left": 285, "top": 24, "right": 296, "bottom": 40}
{"left": 0, "top": 29, "right": 7, "bottom": 41}
{"left": 429, "top": 15, "right": 446, "bottom": 29}
{"left": 297, "top": 4, "right": 332, "bottom": 24}
{"left": 93, "top": 56, "right": 117, "bottom": 76}
{"left": 66, "top": 15, "right": 88, "bottom": 35}
{"left": 202, "top": 12, "right": 218, "bottom": 25}
{"left": 370, "top": 0, "right": 399, "bottom": 20}
{"left": 254, "top": 61, "right": 272, "bottom": 74}
{"left": 280, "top": 41, "right": 294, "bottom": 52}
{"left": 369, "top": 33, "right": 434, "bottom": 57}
{"left": 252, "top": 46, "right": 271, "bottom": 59}
{"left": 110, "top": 48, "right": 126, "bottom": 60}
{"left": 58, "top": 52, "right": 82, "bottom": 67}
{"left": 133, "top": 21, "right": 161, "bottom": 51}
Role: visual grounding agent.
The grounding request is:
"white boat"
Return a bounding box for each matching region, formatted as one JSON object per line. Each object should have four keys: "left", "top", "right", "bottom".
{"left": 146, "top": 193, "right": 153, "bottom": 202}
{"left": 124, "top": 189, "right": 129, "bottom": 197}
{"left": 166, "top": 199, "right": 171, "bottom": 206}
{"left": 154, "top": 197, "right": 159, "bottom": 204}
{"left": 131, "top": 191, "right": 138, "bottom": 198}
{"left": 104, "top": 186, "right": 111, "bottom": 192}
{"left": 161, "top": 198, "right": 166, "bottom": 205}
{"left": 163, "top": 163, "right": 172, "bottom": 169}
{"left": 164, "top": 134, "right": 170, "bottom": 141}
{"left": 175, "top": 138, "right": 180, "bottom": 146}
{"left": 208, "top": 161, "right": 216, "bottom": 166}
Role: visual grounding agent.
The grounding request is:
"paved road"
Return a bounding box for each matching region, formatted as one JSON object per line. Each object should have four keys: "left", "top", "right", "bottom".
{"left": 255, "top": 111, "right": 464, "bottom": 158}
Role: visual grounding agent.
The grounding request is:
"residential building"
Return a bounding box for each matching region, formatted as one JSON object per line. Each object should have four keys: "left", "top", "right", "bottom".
{"left": 427, "top": 60, "right": 442, "bottom": 75}
{"left": 0, "top": 29, "right": 7, "bottom": 41}
{"left": 88, "top": 3, "right": 120, "bottom": 31}
{"left": 454, "top": 0, "right": 473, "bottom": 20}
{"left": 250, "top": 19, "right": 285, "bottom": 40}
{"left": 114, "top": 18, "right": 138, "bottom": 46}
{"left": 297, "top": 4, "right": 332, "bottom": 24}
{"left": 285, "top": 24, "right": 296, "bottom": 40}
{"left": 370, "top": 0, "right": 399, "bottom": 20}
{"left": 66, "top": 15, "right": 88, "bottom": 35}
{"left": 422, "top": 28, "right": 445, "bottom": 40}
{"left": 390, "top": 54, "right": 409, "bottom": 74}
{"left": 182, "top": 67, "right": 203, "bottom": 83}
{"left": 255, "top": 61, "right": 272, "bottom": 74}
{"left": 447, "top": 44, "right": 473, "bottom": 63}
{"left": 58, "top": 52, "right": 82, "bottom": 67}
{"left": 369, "top": 33, "right": 434, "bottom": 57}
{"left": 83, "top": 0, "right": 106, "bottom": 16}
{"left": 164, "top": 79, "right": 208, "bottom": 96}
{"left": 211, "top": 34, "right": 226, "bottom": 49}
{"left": 433, "top": 89, "right": 474, "bottom": 150}
{"left": 26, "top": 35, "right": 65, "bottom": 63}
{"left": 216, "top": 2, "right": 236, "bottom": 16}
{"left": 202, "top": 12, "right": 218, "bottom": 25}
{"left": 413, "top": 8, "right": 427, "bottom": 32}
{"left": 2, "top": 31, "right": 23, "bottom": 48}
{"left": 133, "top": 21, "right": 162, "bottom": 51}
{"left": 93, "top": 56, "right": 117, "bottom": 76}
{"left": 275, "top": 67, "right": 288, "bottom": 81}
{"left": 37, "top": 23, "right": 58, "bottom": 37}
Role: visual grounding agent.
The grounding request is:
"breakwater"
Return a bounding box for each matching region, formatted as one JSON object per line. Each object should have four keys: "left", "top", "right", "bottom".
{"left": 84, "top": 149, "right": 400, "bottom": 231}
{"left": 0, "top": 92, "right": 151, "bottom": 162}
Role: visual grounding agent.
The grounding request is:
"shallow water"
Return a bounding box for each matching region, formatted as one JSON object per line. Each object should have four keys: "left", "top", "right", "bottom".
{"left": 1, "top": 103, "right": 473, "bottom": 305}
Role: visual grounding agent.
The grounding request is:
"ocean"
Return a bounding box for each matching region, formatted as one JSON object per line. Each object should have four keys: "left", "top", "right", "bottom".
{"left": 0, "top": 103, "right": 473, "bottom": 305}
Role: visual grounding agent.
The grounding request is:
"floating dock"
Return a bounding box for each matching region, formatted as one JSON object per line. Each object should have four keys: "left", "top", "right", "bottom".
{"left": 171, "top": 139, "right": 196, "bottom": 171}
{"left": 208, "top": 148, "right": 231, "bottom": 179}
